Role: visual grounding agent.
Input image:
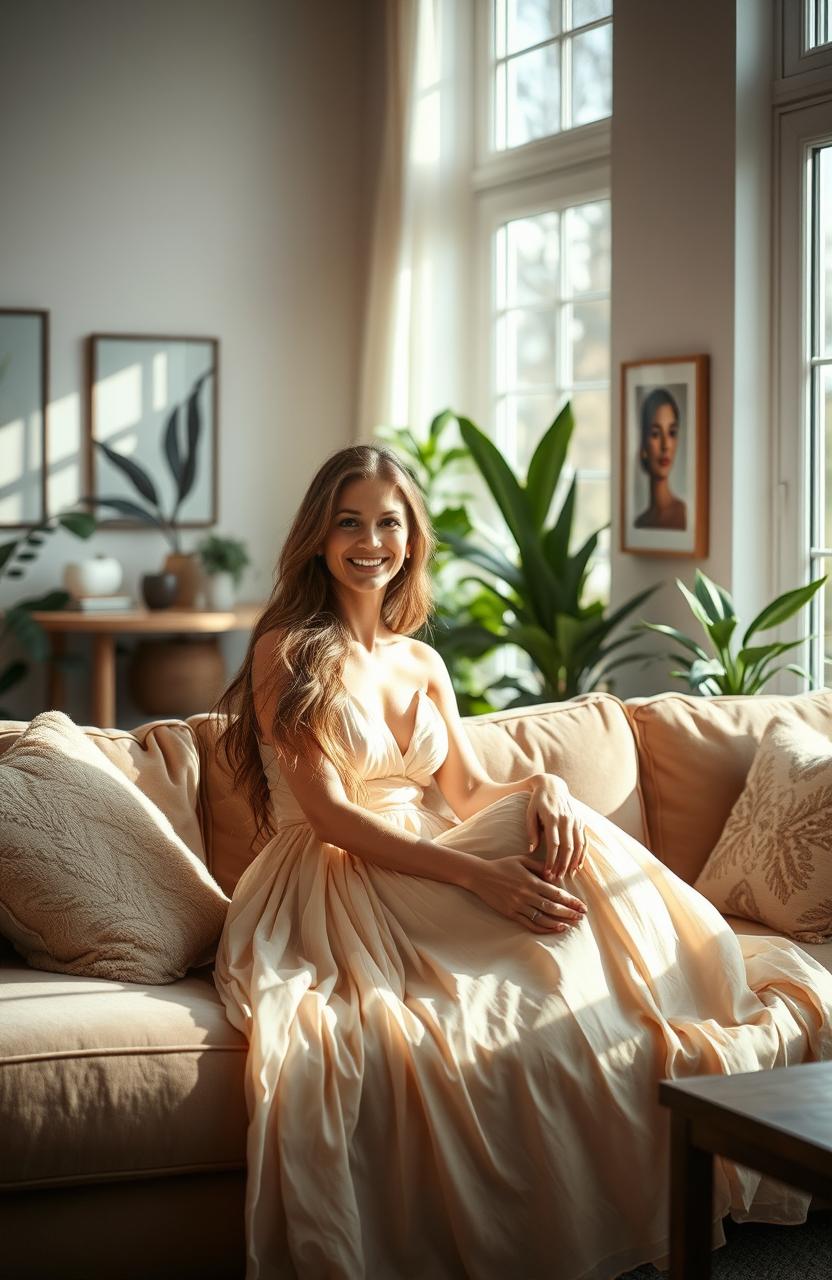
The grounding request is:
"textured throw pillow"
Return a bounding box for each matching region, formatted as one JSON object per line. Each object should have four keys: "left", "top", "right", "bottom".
{"left": 0, "top": 710, "right": 229, "bottom": 983}
{"left": 693, "top": 715, "right": 832, "bottom": 943}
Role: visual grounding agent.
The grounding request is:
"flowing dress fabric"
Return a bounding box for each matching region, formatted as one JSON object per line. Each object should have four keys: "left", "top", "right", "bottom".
{"left": 214, "top": 691, "right": 832, "bottom": 1280}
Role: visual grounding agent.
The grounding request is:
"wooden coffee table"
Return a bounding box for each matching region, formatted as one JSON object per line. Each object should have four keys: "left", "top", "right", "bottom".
{"left": 659, "top": 1061, "right": 832, "bottom": 1279}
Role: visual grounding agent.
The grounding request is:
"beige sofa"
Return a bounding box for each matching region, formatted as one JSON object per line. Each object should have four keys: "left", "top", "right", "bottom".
{"left": 1, "top": 690, "right": 831, "bottom": 1279}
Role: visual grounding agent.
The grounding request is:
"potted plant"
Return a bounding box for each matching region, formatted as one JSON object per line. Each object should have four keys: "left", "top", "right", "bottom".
{"left": 432, "top": 404, "right": 657, "bottom": 705}
{"left": 79, "top": 368, "right": 214, "bottom": 605}
{"left": 641, "top": 569, "right": 826, "bottom": 694}
{"left": 196, "top": 532, "right": 251, "bottom": 610}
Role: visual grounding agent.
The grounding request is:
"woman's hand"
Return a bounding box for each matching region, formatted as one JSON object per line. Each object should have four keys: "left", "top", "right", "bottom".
{"left": 470, "top": 856, "right": 588, "bottom": 935}
{"left": 526, "top": 774, "right": 587, "bottom": 881}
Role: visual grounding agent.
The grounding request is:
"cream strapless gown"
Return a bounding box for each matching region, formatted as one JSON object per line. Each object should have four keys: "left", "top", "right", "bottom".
{"left": 213, "top": 689, "right": 832, "bottom": 1280}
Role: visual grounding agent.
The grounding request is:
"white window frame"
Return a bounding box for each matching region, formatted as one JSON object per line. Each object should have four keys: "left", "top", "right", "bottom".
{"left": 781, "top": 0, "right": 832, "bottom": 82}
{"left": 473, "top": 1, "right": 612, "bottom": 189}
{"left": 774, "top": 94, "right": 832, "bottom": 683}
{"left": 471, "top": 163, "right": 612, "bottom": 437}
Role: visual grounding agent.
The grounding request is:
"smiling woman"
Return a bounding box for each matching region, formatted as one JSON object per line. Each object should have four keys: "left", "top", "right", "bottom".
{"left": 206, "top": 441, "right": 832, "bottom": 1280}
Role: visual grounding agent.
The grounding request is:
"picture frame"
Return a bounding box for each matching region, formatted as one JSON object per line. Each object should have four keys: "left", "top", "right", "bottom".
{"left": 620, "top": 353, "right": 709, "bottom": 557}
{"left": 87, "top": 333, "right": 219, "bottom": 530}
{"left": 0, "top": 308, "right": 48, "bottom": 529}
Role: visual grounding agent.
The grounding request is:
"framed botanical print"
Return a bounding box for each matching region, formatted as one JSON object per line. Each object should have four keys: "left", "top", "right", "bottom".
{"left": 0, "top": 308, "right": 48, "bottom": 528}
{"left": 620, "top": 354, "right": 709, "bottom": 557}
{"left": 87, "top": 333, "right": 218, "bottom": 530}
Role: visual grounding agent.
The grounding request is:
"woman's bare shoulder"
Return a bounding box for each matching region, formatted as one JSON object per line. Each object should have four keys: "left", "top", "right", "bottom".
{"left": 406, "top": 636, "right": 450, "bottom": 692}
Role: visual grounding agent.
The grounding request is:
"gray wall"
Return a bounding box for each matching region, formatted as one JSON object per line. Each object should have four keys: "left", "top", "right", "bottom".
{"left": 0, "top": 0, "right": 370, "bottom": 725}
{"left": 610, "top": 0, "right": 774, "bottom": 694}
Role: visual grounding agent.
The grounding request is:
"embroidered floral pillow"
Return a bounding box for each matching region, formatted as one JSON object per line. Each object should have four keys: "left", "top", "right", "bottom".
{"left": 693, "top": 716, "right": 832, "bottom": 944}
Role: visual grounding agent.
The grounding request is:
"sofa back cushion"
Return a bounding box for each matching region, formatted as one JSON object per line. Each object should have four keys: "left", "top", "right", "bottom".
{"left": 625, "top": 691, "right": 832, "bottom": 884}
{"left": 190, "top": 692, "right": 645, "bottom": 897}
{"left": 0, "top": 717, "right": 205, "bottom": 864}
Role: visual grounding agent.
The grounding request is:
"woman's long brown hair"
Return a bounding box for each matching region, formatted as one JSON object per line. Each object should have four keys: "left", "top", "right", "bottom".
{"left": 210, "top": 445, "right": 436, "bottom": 848}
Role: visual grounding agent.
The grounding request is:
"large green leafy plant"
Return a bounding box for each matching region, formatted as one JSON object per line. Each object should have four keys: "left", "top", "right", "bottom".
{"left": 80, "top": 369, "right": 214, "bottom": 553}
{"left": 642, "top": 569, "right": 826, "bottom": 695}
{"left": 0, "top": 509, "right": 98, "bottom": 716}
{"left": 435, "top": 404, "right": 656, "bottom": 706}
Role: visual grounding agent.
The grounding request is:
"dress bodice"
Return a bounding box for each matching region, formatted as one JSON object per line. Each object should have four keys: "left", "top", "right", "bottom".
{"left": 257, "top": 688, "right": 449, "bottom": 830}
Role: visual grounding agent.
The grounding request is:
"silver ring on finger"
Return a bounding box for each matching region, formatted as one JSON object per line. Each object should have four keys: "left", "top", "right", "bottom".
{"left": 530, "top": 908, "right": 540, "bottom": 923}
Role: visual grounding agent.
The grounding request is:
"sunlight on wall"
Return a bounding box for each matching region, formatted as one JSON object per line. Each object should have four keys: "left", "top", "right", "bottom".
{"left": 95, "top": 363, "right": 142, "bottom": 440}
{"left": 47, "top": 390, "right": 81, "bottom": 512}
{"left": 152, "top": 352, "right": 168, "bottom": 412}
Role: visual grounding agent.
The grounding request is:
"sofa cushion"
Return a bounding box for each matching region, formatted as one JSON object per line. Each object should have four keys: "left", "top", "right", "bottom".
{"left": 0, "top": 715, "right": 206, "bottom": 863}
{"left": 625, "top": 691, "right": 832, "bottom": 883}
{"left": 0, "top": 961, "right": 247, "bottom": 1190}
{"left": 694, "top": 717, "right": 832, "bottom": 943}
{"left": 189, "top": 693, "right": 646, "bottom": 897}
{"left": 0, "top": 711, "right": 228, "bottom": 984}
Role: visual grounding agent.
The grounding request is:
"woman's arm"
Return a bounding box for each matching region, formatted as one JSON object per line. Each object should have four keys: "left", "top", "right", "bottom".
{"left": 420, "top": 642, "right": 586, "bottom": 880}
{"left": 251, "top": 630, "right": 477, "bottom": 889}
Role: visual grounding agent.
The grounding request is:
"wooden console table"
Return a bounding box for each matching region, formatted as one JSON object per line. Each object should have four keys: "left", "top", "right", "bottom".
{"left": 31, "top": 602, "right": 266, "bottom": 728}
{"left": 659, "top": 1061, "right": 832, "bottom": 1279}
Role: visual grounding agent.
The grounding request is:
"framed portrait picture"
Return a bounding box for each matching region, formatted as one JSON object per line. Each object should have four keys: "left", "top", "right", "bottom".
{"left": 0, "top": 308, "right": 48, "bottom": 528}
{"left": 620, "top": 354, "right": 709, "bottom": 557}
{"left": 87, "top": 333, "right": 218, "bottom": 529}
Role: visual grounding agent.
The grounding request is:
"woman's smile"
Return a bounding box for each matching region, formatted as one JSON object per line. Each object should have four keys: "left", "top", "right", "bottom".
{"left": 347, "top": 556, "right": 391, "bottom": 574}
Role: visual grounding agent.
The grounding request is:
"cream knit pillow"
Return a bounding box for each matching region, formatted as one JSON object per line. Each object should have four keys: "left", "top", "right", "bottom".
{"left": 0, "top": 710, "right": 229, "bottom": 983}
{"left": 693, "top": 715, "right": 832, "bottom": 944}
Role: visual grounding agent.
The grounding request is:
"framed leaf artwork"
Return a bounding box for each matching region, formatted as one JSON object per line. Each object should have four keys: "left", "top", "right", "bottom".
{"left": 86, "top": 333, "right": 219, "bottom": 533}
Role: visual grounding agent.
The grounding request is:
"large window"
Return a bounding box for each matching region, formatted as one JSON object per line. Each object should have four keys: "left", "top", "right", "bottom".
{"left": 491, "top": 0, "right": 613, "bottom": 150}
{"left": 474, "top": 1, "right": 613, "bottom": 605}
{"left": 808, "top": 141, "right": 832, "bottom": 683}
{"left": 491, "top": 195, "right": 611, "bottom": 596}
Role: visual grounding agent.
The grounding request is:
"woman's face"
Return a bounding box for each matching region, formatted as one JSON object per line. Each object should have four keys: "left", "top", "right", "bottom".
{"left": 643, "top": 403, "right": 679, "bottom": 479}
{"left": 320, "top": 475, "right": 410, "bottom": 593}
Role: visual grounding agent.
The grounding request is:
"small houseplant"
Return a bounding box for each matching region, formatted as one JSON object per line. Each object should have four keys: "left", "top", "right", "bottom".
{"left": 641, "top": 569, "right": 826, "bottom": 694}
{"left": 196, "top": 533, "right": 251, "bottom": 610}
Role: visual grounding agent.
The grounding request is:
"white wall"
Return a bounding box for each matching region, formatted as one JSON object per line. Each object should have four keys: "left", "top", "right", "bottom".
{"left": 0, "top": 0, "right": 369, "bottom": 724}
{"left": 610, "top": 0, "right": 774, "bottom": 694}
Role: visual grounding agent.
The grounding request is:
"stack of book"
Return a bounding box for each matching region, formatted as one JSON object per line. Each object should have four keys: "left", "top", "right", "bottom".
{"left": 67, "top": 594, "right": 135, "bottom": 612}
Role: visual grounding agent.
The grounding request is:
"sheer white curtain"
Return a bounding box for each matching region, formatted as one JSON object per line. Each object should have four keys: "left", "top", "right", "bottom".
{"left": 357, "top": 0, "right": 474, "bottom": 441}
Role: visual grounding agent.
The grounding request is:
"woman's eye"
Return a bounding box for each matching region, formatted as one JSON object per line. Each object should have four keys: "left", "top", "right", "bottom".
{"left": 338, "top": 518, "right": 358, "bottom": 527}
{"left": 383, "top": 518, "right": 401, "bottom": 527}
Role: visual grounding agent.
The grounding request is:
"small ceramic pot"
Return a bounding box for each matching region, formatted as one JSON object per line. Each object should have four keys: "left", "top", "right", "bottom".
{"left": 64, "top": 555, "right": 123, "bottom": 597}
{"left": 206, "top": 571, "right": 236, "bottom": 611}
{"left": 141, "top": 571, "right": 178, "bottom": 610}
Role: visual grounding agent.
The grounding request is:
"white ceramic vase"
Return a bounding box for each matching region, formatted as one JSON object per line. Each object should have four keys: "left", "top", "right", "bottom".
{"left": 64, "top": 554, "right": 123, "bottom": 597}
{"left": 206, "top": 571, "right": 236, "bottom": 611}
